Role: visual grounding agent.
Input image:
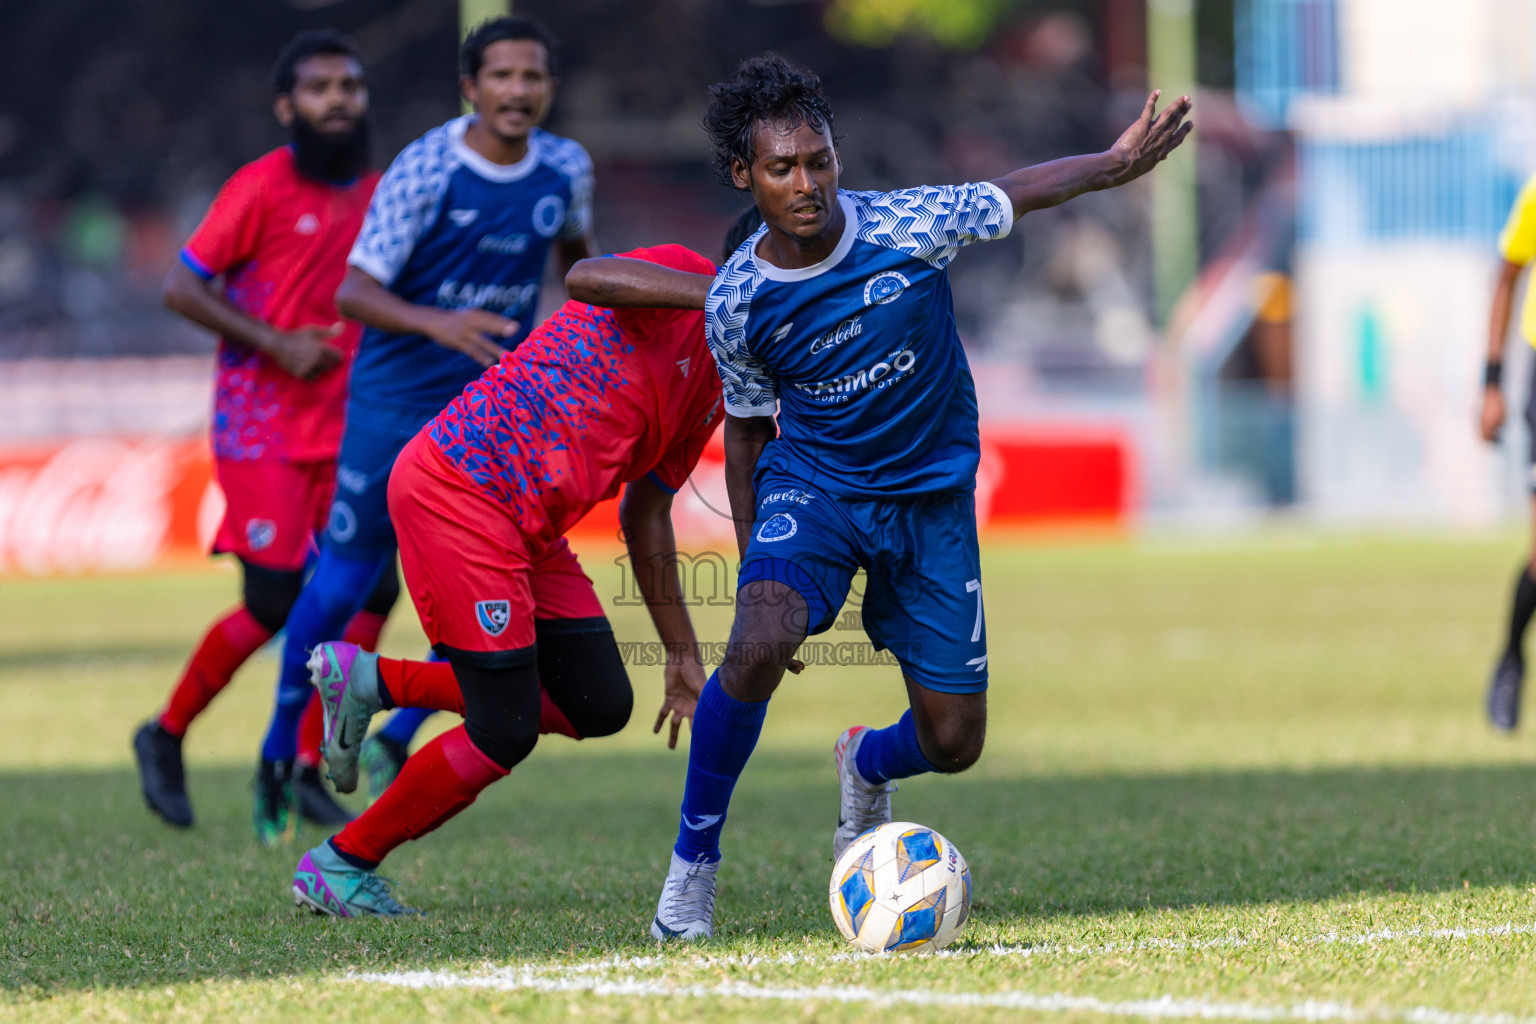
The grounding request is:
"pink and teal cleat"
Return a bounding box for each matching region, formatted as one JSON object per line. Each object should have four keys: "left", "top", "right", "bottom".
{"left": 308, "top": 642, "right": 383, "bottom": 795}
{"left": 292, "top": 842, "right": 420, "bottom": 918}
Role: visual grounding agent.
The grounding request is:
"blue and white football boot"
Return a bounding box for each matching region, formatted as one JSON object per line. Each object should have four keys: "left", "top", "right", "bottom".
{"left": 650, "top": 851, "right": 718, "bottom": 942}
{"left": 833, "top": 726, "right": 895, "bottom": 860}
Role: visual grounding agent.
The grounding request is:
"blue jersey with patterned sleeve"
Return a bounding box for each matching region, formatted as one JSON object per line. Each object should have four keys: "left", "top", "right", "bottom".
{"left": 705, "top": 183, "right": 1013, "bottom": 498}
{"left": 346, "top": 115, "right": 593, "bottom": 424}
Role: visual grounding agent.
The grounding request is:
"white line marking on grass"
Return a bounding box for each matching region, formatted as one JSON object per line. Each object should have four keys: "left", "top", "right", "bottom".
{"left": 470, "top": 921, "right": 1536, "bottom": 978}
{"left": 354, "top": 968, "right": 1536, "bottom": 1024}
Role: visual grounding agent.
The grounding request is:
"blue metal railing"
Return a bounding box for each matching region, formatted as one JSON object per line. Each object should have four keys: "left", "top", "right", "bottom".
{"left": 1298, "top": 124, "right": 1525, "bottom": 244}
{"left": 1236, "top": 0, "right": 1340, "bottom": 127}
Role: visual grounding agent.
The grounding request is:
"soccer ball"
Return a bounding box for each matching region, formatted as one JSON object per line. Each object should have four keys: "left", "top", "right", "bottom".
{"left": 828, "top": 821, "right": 971, "bottom": 953}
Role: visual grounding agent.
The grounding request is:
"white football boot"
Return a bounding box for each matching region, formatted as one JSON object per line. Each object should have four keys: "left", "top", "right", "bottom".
{"left": 833, "top": 726, "right": 895, "bottom": 860}
{"left": 650, "top": 850, "right": 719, "bottom": 941}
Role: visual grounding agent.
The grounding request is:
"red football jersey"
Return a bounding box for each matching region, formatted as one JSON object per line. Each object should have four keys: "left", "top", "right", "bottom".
{"left": 428, "top": 244, "right": 724, "bottom": 548}
{"left": 181, "top": 147, "right": 379, "bottom": 461}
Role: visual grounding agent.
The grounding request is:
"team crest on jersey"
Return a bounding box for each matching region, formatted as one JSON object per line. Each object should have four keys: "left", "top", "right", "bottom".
{"left": 475, "top": 599, "right": 512, "bottom": 637}
{"left": 863, "top": 270, "right": 910, "bottom": 306}
{"left": 532, "top": 195, "right": 566, "bottom": 238}
{"left": 245, "top": 518, "right": 277, "bottom": 551}
{"left": 755, "top": 512, "right": 798, "bottom": 543}
{"left": 294, "top": 214, "right": 319, "bottom": 236}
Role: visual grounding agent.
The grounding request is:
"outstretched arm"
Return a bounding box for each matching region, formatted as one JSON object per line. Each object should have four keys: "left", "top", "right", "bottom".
{"left": 566, "top": 257, "right": 713, "bottom": 310}
{"left": 992, "top": 90, "right": 1193, "bottom": 219}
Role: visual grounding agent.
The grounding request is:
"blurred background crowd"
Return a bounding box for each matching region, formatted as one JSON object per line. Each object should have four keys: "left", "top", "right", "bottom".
{"left": 0, "top": 0, "right": 1263, "bottom": 373}
{"left": 4, "top": 0, "right": 1535, "bottom": 549}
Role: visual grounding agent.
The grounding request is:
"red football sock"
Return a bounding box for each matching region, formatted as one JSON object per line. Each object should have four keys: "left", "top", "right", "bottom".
{"left": 331, "top": 725, "right": 507, "bottom": 865}
{"left": 297, "top": 691, "right": 323, "bottom": 767}
{"left": 375, "top": 656, "right": 580, "bottom": 739}
{"left": 378, "top": 657, "right": 463, "bottom": 713}
{"left": 159, "top": 606, "right": 274, "bottom": 737}
{"left": 341, "top": 610, "right": 388, "bottom": 653}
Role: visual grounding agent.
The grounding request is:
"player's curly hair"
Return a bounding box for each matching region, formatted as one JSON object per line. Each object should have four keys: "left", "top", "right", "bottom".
{"left": 461, "top": 16, "right": 560, "bottom": 79}
{"left": 271, "top": 30, "right": 364, "bottom": 96}
{"left": 703, "top": 55, "right": 838, "bottom": 190}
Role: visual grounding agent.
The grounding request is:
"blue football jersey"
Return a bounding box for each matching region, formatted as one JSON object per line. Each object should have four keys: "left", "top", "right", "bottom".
{"left": 706, "top": 184, "right": 1013, "bottom": 498}
{"left": 346, "top": 115, "right": 593, "bottom": 422}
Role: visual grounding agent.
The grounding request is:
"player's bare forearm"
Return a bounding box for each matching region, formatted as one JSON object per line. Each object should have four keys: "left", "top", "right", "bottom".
{"left": 162, "top": 261, "right": 281, "bottom": 354}
{"left": 621, "top": 475, "right": 709, "bottom": 748}
{"left": 1481, "top": 260, "right": 1523, "bottom": 441}
{"left": 724, "top": 413, "right": 775, "bottom": 560}
{"left": 619, "top": 478, "right": 703, "bottom": 662}
{"left": 1488, "top": 261, "right": 1522, "bottom": 365}
{"left": 337, "top": 265, "right": 513, "bottom": 366}
{"left": 992, "top": 91, "right": 1193, "bottom": 219}
{"left": 164, "top": 261, "right": 344, "bottom": 380}
{"left": 336, "top": 266, "right": 443, "bottom": 337}
{"left": 992, "top": 151, "right": 1124, "bottom": 217}
{"left": 566, "top": 257, "right": 712, "bottom": 310}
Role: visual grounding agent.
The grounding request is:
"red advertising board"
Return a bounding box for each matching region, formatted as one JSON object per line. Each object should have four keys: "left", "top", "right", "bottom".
{"left": 0, "top": 427, "right": 1131, "bottom": 575}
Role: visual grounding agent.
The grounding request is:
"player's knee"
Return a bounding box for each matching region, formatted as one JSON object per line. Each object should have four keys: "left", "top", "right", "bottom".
{"left": 568, "top": 687, "right": 632, "bottom": 739}
{"left": 451, "top": 655, "right": 544, "bottom": 772}
{"left": 720, "top": 659, "right": 781, "bottom": 703}
{"left": 241, "top": 562, "right": 304, "bottom": 633}
{"left": 535, "top": 623, "right": 633, "bottom": 739}
{"left": 464, "top": 713, "right": 539, "bottom": 771}
{"left": 918, "top": 716, "right": 986, "bottom": 773}
{"left": 734, "top": 579, "right": 811, "bottom": 644}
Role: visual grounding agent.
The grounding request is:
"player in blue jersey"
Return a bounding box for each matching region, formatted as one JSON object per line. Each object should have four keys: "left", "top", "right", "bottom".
{"left": 650, "top": 56, "right": 1191, "bottom": 940}
{"left": 250, "top": 16, "right": 598, "bottom": 845}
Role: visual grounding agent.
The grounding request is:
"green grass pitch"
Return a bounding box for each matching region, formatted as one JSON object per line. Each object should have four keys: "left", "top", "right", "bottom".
{"left": 5, "top": 533, "right": 1536, "bottom": 1022}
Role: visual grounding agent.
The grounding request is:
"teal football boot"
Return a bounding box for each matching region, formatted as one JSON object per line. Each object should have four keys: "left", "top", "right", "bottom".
{"left": 292, "top": 841, "right": 421, "bottom": 918}
{"left": 308, "top": 641, "right": 383, "bottom": 794}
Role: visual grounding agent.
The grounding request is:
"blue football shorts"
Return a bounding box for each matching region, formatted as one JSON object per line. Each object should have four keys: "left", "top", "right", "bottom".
{"left": 324, "top": 410, "right": 423, "bottom": 560}
{"left": 737, "top": 471, "right": 988, "bottom": 694}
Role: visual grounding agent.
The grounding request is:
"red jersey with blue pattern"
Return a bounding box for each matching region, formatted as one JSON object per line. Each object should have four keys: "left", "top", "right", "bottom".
{"left": 428, "top": 244, "right": 722, "bottom": 546}
{"left": 180, "top": 146, "right": 380, "bottom": 461}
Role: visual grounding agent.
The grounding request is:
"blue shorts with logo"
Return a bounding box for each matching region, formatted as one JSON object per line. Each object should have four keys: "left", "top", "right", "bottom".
{"left": 737, "top": 472, "right": 988, "bottom": 694}
{"left": 325, "top": 410, "right": 427, "bottom": 559}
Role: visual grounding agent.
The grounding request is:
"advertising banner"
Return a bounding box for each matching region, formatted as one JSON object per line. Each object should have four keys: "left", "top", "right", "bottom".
{"left": 0, "top": 428, "right": 1131, "bottom": 576}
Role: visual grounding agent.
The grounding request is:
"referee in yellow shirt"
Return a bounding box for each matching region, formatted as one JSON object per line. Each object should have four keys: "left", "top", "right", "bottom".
{"left": 1479, "top": 174, "right": 1536, "bottom": 729}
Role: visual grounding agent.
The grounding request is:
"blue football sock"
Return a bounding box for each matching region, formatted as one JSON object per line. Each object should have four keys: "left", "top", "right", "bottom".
{"left": 854, "top": 710, "right": 940, "bottom": 784}
{"left": 260, "top": 547, "right": 388, "bottom": 762}
{"left": 378, "top": 707, "right": 435, "bottom": 747}
{"left": 673, "top": 673, "right": 768, "bottom": 864}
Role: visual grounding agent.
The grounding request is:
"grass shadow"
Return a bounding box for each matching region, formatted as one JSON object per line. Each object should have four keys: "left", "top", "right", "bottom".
{"left": 5, "top": 750, "right": 1536, "bottom": 995}
{"left": 0, "top": 643, "right": 195, "bottom": 670}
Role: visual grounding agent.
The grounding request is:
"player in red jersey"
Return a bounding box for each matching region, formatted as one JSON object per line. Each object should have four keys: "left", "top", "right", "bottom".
{"left": 133, "top": 31, "right": 401, "bottom": 832}
{"left": 286, "top": 236, "right": 740, "bottom": 916}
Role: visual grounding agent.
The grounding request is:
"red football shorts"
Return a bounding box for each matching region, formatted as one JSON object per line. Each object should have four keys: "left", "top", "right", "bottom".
{"left": 212, "top": 456, "right": 335, "bottom": 572}
{"left": 388, "top": 431, "right": 603, "bottom": 654}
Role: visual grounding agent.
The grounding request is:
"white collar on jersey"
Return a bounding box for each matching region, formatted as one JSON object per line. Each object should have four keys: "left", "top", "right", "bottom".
{"left": 749, "top": 193, "right": 858, "bottom": 283}
{"left": 448, "top": 115, "right": 544, "bottom": 183}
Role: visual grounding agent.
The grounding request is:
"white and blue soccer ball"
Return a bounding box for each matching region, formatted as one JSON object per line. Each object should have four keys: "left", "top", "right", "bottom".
{"left": 828, "top": 821, "right": 971, "bottom": 953}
